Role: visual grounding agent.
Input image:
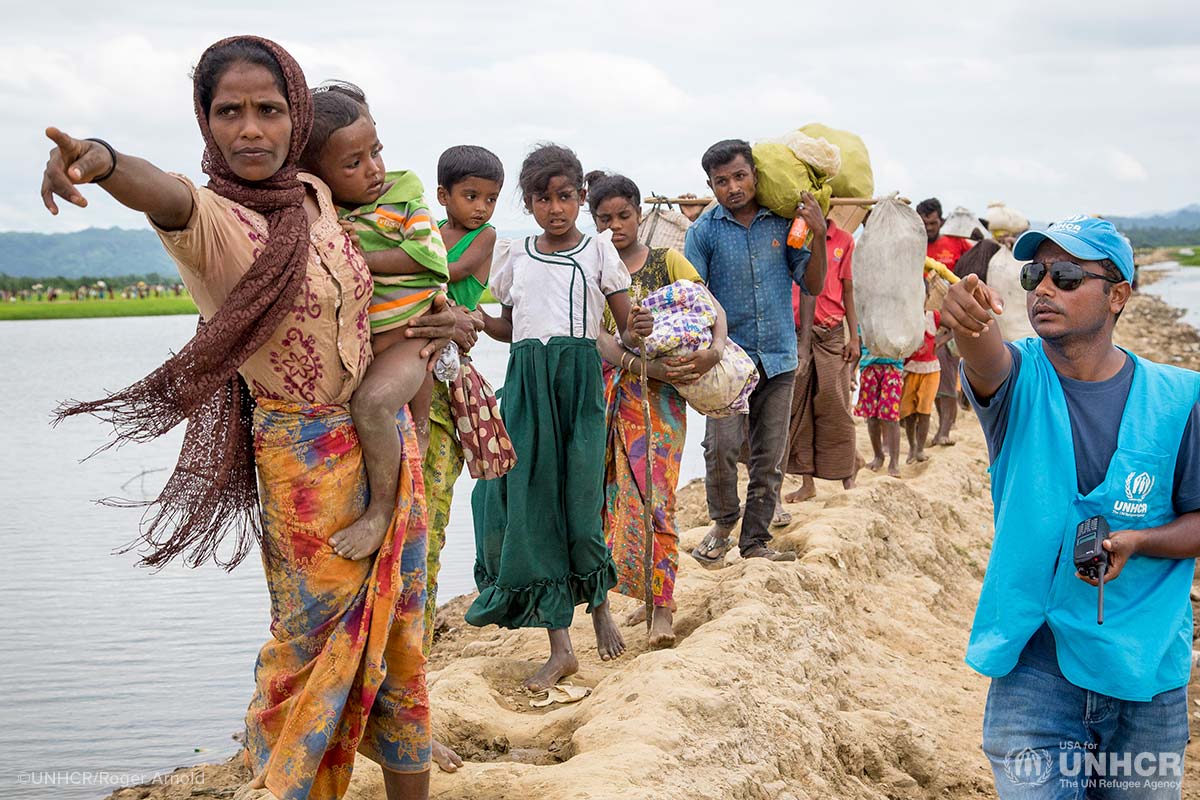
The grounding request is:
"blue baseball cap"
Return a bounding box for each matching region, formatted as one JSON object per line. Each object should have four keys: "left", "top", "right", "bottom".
{"left": 1012, "top": 215, "right": 1135, "bottom": 283}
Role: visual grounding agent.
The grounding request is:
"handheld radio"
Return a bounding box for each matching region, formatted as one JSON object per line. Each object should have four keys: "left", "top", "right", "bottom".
{"left": 1073, "top": 515, "right": 1111, "bottom": 625}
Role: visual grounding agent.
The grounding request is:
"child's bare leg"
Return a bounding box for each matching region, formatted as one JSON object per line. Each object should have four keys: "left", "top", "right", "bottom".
{"left": 885, "top": 421, "right": 902, "bottom": 477}
{"left": 408, "top": 374, "right": 435, "bottom": 456}
{"left": 331, "top": 332, "right": 430, "bottom": 561}
{"left": 866, "top": 418, "right": 884, "bottom": 471}
{"left": 913, "top": 413, "right": 932, "bottom": 462}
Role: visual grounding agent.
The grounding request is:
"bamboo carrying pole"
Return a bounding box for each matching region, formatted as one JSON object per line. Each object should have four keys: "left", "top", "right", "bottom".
{"left": 646, "top": 195, "right": 912, "bottom": 208}
{"left": 629, "top": 287, "right": 656, "bottom": 632}
{"left": 640, "top": 350, "right": 654, "bottom": 631}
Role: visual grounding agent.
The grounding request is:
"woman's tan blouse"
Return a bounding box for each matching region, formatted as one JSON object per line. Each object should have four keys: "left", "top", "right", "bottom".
{"left": 152, "top": 172, "right": 372, "bottom": 406}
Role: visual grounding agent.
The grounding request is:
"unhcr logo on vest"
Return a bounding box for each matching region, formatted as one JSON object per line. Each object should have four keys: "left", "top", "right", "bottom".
{"left": 1113, "top": 471, "right": 1155, "bottom": 519}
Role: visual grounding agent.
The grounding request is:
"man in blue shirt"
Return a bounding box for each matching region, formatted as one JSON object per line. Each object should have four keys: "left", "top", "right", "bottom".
{"left": 685, "top": 139, "right": 827, "bottom": 565}
{"left": 944, "top": 216, "right": 1200, "bottom": 798}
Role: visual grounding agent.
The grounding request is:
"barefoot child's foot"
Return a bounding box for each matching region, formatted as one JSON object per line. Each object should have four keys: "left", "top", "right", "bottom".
{"left": 592, "top": 602, "right": 626, "bottom": 661}
{"left": 867, "top": 457, "right": 884, "bottom": 472}
{"left": 432, "top": 739, "right": 464, "bottom": 773}
{"left": 330, "top": 507, "right": 390, "bottom": 561}
{"left": 648, "top": 606, "right": 676, "bottom": 649}
{"left": 888, "top": 463, "right": 902, "bottom": 478}
{"left": 523, "top": 649, "right": 579, "bottom": 694}
{"left": 625, "top": 598, "right": 678, "bottom": 627}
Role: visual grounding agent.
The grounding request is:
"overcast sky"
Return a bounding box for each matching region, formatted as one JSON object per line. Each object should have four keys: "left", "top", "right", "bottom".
{"left": 2, "top": 0, "right": 1197, "bottom": 235}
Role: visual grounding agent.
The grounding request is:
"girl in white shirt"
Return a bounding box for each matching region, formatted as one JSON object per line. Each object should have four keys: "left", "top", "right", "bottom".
{"left": 467, "top": 143, "right": 651, "bottom": 693}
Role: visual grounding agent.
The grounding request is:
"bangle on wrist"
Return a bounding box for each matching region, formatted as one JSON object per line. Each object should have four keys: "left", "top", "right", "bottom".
{"left": 84, "top": 138, "right": 118, "bottom": 183}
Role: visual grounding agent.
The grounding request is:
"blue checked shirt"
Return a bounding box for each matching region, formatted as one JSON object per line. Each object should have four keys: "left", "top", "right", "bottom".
{"left": 685, "top": 204, "right": 812, "bottom": 378}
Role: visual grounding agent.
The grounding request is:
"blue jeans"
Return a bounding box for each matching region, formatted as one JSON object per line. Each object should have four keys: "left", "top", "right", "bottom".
{"left": 982, "top": 664, "right": 1188, "bottom": 799}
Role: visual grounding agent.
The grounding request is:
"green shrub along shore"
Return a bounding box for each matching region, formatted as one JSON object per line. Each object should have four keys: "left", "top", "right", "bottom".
{"left": 0, "top": 295, "right": 198, "bottom": 321}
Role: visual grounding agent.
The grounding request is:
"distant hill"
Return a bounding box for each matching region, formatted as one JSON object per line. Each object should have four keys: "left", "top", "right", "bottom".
{"left": 1107, "top": 204, "right": 1200, "bottom": 230}
{"left": 1106, "top": 204, "right": 1200, "bottom": 248}
{"left": 0, "top": 227, "right": 178, "bottom": 279}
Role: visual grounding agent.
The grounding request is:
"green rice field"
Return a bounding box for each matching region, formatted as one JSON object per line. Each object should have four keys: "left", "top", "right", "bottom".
{"left": 0, "top": 295, "right": 198, "bottom": 321}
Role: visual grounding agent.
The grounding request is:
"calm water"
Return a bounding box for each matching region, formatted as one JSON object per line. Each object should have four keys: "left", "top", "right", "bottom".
{"left": 0, "top": 312, "right": 706, "bottom": 800}
{"left": 1143, "top": 261, "right": 1200, "bottom": 328}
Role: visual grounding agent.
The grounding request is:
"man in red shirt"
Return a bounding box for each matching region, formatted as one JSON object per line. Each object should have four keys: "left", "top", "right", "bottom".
{"left": 917, "top": 197, "right": 973, "bottom": 446}
{"left": 781, "top": 217, "right": 860, "bottom": 504}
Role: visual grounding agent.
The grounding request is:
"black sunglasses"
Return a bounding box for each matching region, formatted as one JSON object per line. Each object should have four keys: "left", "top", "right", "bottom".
{"left": 1019, "top": 261, "right": 1125, "bottom": 292}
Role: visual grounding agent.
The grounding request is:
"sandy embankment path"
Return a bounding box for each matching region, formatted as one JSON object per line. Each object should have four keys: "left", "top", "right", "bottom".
{"left": 110, "top": 291, "right": 1200, "bottom": 800}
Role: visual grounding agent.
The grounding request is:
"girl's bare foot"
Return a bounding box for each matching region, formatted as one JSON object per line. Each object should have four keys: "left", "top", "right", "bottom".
{"left": 648, "top": 606, "right": 676, "bottom": 649}
{"left": 866, "top": 457, "right": 884, "bottom": 472}
{"left": 523, "top": 651, "right": 579, "bottom": 694}
{"left": 524, "top": 629, "right": 579, "bottom": 694}
{"left": 625, "top": 598, "right": 677, "bottom": 627}
{"left": 592, "top": 601, "right": 626, "bottom": 661}
{"left": 888, "top": 463, "right": 902, "bottom": 478}
{"left": 432, "top": 739, "right": 463, "bottom": 773}
{"left": 329, "top": 506, "right": 390, "bottom": 561}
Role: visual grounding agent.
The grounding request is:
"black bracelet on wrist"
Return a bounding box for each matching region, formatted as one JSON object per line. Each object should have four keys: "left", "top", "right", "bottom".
{"left": 84, "top": 138, "right": 118, "bottom": 183}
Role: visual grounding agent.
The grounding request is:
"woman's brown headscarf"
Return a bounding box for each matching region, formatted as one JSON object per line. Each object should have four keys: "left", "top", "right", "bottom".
{"left": 56, "top": 35, "right": 314, "bottom": 569}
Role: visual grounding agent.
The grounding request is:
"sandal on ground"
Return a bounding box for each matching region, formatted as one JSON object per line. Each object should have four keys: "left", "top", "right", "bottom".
{"left": 690, "top": 527, "right": 733, "bottom": 569}
{"left": 740, "top": 545, "right": 797, "bottom": 562}
{"left": 771, "top": 507, "right": 793, "bottom": 528}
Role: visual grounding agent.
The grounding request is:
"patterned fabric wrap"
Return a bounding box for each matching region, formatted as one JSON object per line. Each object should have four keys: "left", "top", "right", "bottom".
{"left": 245, "top": 400, "right": 430, "bottom": 799}
{"left": 854, "top": 364, "right": 904, "bottom": 423}
{"left": 602, "top": 364, "right": 685, "bottom": 607}
{"left": 637, "top": 279, "right": 759, "bottom": 417}
{"left": 448, "top": 359, "right": 517, "bottom": 480}
{"left": 421, "top": 381, "right": 464, "bottom": 655}
{"left": 637, "top": 279, "right": 715, "bottom": 357}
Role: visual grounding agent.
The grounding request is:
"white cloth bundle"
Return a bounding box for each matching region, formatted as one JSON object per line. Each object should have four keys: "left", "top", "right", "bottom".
{"left": 855, "top": 199, "right": 928, "bottom": 359}
{"left": 638, "top": 280, "right": 759, "bottom": 417}
{"left": 987, "top": 245, "right": 1038, "bottom": 341}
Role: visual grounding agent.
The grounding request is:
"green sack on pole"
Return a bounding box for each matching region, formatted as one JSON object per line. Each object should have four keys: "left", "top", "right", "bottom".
{"left": 751, "top": 142, "right": 833, "bottom": 222}
{"left": 800, "top": 123, "right": 874, "bottom": 199}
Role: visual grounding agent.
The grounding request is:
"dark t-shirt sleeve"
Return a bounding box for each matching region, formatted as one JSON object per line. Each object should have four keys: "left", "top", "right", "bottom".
{"left": 1174, "top": 403, "right": 1200, "bottom": 514}
{"left": 961, "top": 343, "right": 1021, "bottom": 463}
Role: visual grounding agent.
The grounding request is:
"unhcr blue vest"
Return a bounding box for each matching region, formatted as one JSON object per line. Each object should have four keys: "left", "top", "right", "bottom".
{"left": 966, "top": 338, "right": 1200, "bottom": 701}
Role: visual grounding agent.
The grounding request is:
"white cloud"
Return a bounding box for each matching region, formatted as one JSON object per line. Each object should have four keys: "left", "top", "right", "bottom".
{"left": 1102, "top": 148, "right": 1150, "bottom": 182}
{"left": 2, "top": 0, "right": 1198, "bottom": 235}
{"left": 968, "top": 156, "right": 1067, "bottom": 186}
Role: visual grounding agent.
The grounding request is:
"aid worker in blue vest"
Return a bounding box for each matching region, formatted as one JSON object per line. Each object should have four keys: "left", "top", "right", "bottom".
{"left": 942, "top": 215, "right": 1200, "bottom": 798}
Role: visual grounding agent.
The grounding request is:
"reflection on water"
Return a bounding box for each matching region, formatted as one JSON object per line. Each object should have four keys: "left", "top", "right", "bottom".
{"left": 0, "top": 311, "right": 707, "bottom": 799}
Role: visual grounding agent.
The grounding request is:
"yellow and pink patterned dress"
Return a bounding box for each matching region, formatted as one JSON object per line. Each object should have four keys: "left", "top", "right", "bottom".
{"left": 153, "top": 171, "right": 430, "bottom": 798}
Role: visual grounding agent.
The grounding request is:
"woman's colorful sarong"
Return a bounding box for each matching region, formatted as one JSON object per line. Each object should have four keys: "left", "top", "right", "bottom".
{"left": 602, "top": 365, "right": 686, "bottom": 608}
{"left": 245, "top": 400, "right": 430, "bottom": 800}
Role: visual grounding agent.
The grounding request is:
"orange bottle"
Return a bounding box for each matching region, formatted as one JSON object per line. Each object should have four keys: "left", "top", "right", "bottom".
{"left": 787, "top": 216, "right": 809, "bottom": 248}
